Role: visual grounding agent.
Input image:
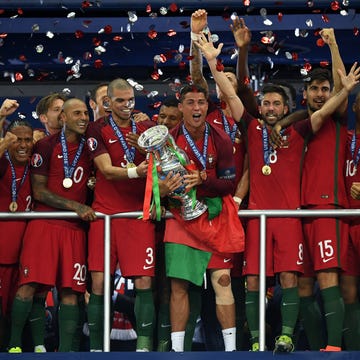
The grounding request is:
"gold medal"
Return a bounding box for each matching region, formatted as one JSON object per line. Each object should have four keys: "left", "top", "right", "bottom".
{"left": 262, "top": 165, "right": 271, "bottom": 176}
{"left": 126, "top": 162, "right": 136, "bottom": 168}
{"left": 9, "top": 201, "right": 18, "bottom": 212}
{"left": 63, "top": 178, "right": 73, "bottom": 189}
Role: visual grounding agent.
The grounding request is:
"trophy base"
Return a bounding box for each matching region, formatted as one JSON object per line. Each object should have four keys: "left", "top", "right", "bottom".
{"left": 181, "top": 200, "right": 208, "bottom": 221}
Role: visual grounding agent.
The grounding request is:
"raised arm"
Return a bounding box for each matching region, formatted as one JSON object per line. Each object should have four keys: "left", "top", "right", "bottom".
{"left": 311, "top": 62, "right": 360, "bottom": 133}
{"left": 0, "top": 131, "right": 17, "bottom": 158}
{"left": 189, "top": 9, "right": 209, "bottom": 92}
{"left": 194, "top": 33, "right": 245, "bottom": 122}
{"left": 0, "top": 99, "right": 19, "bottom": 136}
{"left": 320, "top": 28, "right": 347, "bottom": 115}
{"left": 230, "top": 16, "right": 258, "bottom": 117}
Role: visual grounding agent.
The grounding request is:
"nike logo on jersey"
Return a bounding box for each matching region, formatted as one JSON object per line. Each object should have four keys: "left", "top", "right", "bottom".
{"left": 57, "top": 154, "right": 63, "bottom": 158}
{"left": 322, "top": 257, "right": 334, "bottom": 263}
{"left": 296, "top": 260, "right": 303, "bottom": 265}
{"left": 256, "top": 125, "right": 262, "bottom": 130}
{"left": 223, "top": 258, "right": 232, "bottom": 263}
{"left": 76, "top": 281, "right": 86, "bottom": 286}
{"left": 143, "top": 265, "right": 154, "bottom": 270}
{"left": 109, "top": 139, "right": 117, "bottom": 144}
{"left": 213, "top": 119, "right": 223, "bottom": 125}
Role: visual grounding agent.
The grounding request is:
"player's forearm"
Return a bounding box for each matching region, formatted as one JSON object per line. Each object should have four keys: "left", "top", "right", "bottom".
{"left": 234, "top": 158, "right": 249, "bottom": 200}
{"left": 329, "top": 42, "right": 345, "bottom": 94}
{"left": 100, "top": 164, "right": 136, "bottom": 180}
{"left": 33, "top": 187, "right": 83, "bottom": 212}
{"left": 236, "top": 48, "right": 258, "bottom": 117}
{"left": 312, "top": 86, "right": 349, "bottom": 131}
{"left": 200, "top": 176, "right": 236, "bottom": 197}
{"left": 190, "top": 40, "right": 208, "bottom": 92}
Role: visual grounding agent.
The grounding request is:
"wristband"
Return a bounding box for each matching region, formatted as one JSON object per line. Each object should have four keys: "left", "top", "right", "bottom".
{"left": 191, "top": 31, "right": 201, "bottom": 41}
{"left": 233, "top": 196, "right": 242, "bottom": 205}
{"left": 127, "top": 167, "right": 139, "bottom": 179}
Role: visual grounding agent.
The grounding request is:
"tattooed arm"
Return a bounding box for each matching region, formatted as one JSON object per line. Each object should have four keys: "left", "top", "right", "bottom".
{"left": 31, "top": 173, "right": 96, "bottom": 221}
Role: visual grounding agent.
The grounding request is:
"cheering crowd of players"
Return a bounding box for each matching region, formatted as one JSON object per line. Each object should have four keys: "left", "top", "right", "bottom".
{"left": 1, "top": 8, "right": 360, "bottom": 354}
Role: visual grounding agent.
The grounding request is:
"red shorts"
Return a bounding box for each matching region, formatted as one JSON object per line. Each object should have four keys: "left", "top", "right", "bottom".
{"left": 343, "top": 223, "right": 360, "bottom": 276}
{"left": 19, "top": 220, "right": 87, "bottom": 293}
{"left": 243, "top": 217, "right": 304, "bottom": 276}
{"left": 88, "top": 218, "right": 156, "bottom": 277}
{"left": 208, "top": 252, "right": 233, "bottom": 269}
{"left": 0, "top": 264, "right": 19, "bottom": 316}
{"left": 302, "top": 216, "right": 349, "bottom": 275}
{"left": 0, "top": 220, "right": 27, "bottom": 263}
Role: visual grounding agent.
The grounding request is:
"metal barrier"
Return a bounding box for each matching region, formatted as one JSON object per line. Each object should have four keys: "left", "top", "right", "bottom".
{"left": 2, "top": 208, "right": 360, "bottom": 352}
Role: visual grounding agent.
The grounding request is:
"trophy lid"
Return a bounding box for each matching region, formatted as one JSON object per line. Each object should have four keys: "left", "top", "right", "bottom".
{"left": 138, "top": 124, "right": 169, "bottom": 151}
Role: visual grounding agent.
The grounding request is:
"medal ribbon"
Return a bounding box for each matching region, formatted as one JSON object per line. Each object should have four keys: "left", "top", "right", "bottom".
{"left": 182, "top": 123, "right": 209, "bottom": 170}
{"left": 350, "top": 131, "right": 360, "bottom": 168}
{"left": 5, "top": 151, "right": 29, "bottom": 203}
{"left": 109, "top": 115, "right": 136, "bottom": 164}
{"left": 143, "top": 153, "right": 161, "bottom": 221}
{"left": 168, "top": 132, "right": 197, "bottom": 208}
{"left": 60, "top": 129, "right": 85, "bottom": 179}
{"left": 262, "top": 123, "right": 271, "bottom": 166}
{"left": 220, "top": 110, "right": 238, "bottom": 143}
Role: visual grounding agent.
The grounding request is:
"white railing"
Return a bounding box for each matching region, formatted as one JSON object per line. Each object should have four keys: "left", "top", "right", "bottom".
{"left": 2, "top": 208, "right": 360, "bottom": 352}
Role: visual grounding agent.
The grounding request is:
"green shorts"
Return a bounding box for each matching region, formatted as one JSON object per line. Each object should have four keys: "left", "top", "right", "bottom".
{"left": 165, "top": 243, "right": 211, "bottom": 286}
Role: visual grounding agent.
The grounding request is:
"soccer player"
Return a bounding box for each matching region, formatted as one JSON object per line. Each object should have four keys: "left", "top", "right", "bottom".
{"left": 88, "top": 83, "right": 111, "bottom": 122}
{"left": 341, "top": 91, "right": 360, "bottom": 350}
{"left": 160, "top": 82, "right": 245, "bottom": 352}
{"left": 195, "top": 29, "right": 360, "bottom": 353}
{"left": 271, "top": 29, "right": 358, "bottom": 352}
{"left": 8, "top": 98, "right": 95, "bottom": 353}
{"left": 190, "top": 9, "right": 249, "bottom": 351}
{"left": 35, "top": 93, "right": 67, "bottom": 138}
{"left": 0, "top": 120, "right": 33, "bottom": 350}
{"left": 86, "top": 78, "right": 155, "bottom": 352}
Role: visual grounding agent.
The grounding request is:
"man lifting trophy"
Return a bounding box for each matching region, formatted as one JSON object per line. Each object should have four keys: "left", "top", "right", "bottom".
{"left": 138, "top": 124, "right": 207, "bottom": 220}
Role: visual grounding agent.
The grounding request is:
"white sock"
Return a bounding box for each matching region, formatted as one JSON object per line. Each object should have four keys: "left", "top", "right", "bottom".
{"left": 222, "top": 327, "right": 237, "bottom": 351}
{"left": 171, "top": 331, "right": 185, "bottom": 352}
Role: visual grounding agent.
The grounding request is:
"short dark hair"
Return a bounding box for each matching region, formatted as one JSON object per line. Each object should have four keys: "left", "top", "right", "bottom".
{"left": 162, "top": 96, "right": 179, "bottom": 108}
{"left": 303, "top": 68, "right": 333, "bottom": 90}
{"left": 88, "top": 82, "right": 108, "bottom": 102}
{"left": 6, "top": 119, "right": 33, "bottom": 133}
{"left": 179, "top": 84, "right": 208, "bottom": 102}
{"left": 261, "top": 84, "right": 289, "bottom": 105}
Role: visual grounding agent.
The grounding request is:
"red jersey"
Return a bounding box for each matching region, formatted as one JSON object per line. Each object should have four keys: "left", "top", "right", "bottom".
{"left": 241, "top": 110, "right": 311, "bottom": 210}
{"left": 86, "top": 118, "right": 154, "bottom": 214}
{"left": 301, "top": 115, "right": 348, "bottom": 208}
{"left": 345, "top": 130, "right": 360, "bottom": 210}
{"left": 0, "top": 156, "right": 32, "bottom": 263}
{"left": 31, "top": 133, "right": 92, "bottom": 226}
{"left": 206, "top": 108, "right": 246, "bottom": 186}
{"left": 170, "top": 122, "right": 236, "bottom": 198}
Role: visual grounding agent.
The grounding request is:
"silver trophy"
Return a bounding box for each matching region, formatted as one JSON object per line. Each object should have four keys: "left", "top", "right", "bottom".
{"left": 138, "top": 125, "right": 207, "bottom": 220}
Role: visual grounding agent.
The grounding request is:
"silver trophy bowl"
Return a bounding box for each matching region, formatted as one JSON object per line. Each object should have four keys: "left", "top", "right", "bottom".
{"left": 138, "top": 125, "right": 207, "bottom": 220}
